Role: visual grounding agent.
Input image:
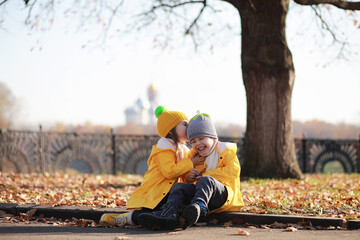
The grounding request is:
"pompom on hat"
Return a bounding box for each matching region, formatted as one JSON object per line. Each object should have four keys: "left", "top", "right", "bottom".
{"left": 155, "top": 105, "right": 188, "bottom": 138}
{"left": 187, "top": 110, "right": 217, "bottom": 142}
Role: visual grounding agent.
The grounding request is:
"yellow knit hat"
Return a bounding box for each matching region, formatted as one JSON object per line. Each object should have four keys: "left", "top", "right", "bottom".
{"left": 155, "top": 105, "right": 188, "bottom": 137}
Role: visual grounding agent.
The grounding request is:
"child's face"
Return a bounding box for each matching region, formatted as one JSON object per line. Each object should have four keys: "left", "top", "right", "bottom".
{"left": 189, "top": 136, "right": 216, "bottom": 156}
{"left": 175, "top": 120, "right": 189, "bottom": 142}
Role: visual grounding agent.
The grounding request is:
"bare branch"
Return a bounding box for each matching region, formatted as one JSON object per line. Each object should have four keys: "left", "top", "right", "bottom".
{"left": 295, "top": 0, "right": 360, "bottom": 10}
{"left": 133, "top": 0, "right": 210, "bottom": 40}
{"left": 311, "top": 6, "right": 341, "bottom": 42}
{"left": 0, "top": 0, "right": 7, "bottom": 7}
{"left": 136, "top": 0, "right": 206, "bottom": 18}
{"left": 190, "top": 33, "right": 199, "bottom": 51}
{"left": 25, "top": 0, "right": 38, "bottom": 25}
{"left": 102, "top": 0, "right": 125, "bottom": 44}
{"left": 0, "top": 0, "right": 27, "bottom": 7}
{"left": 150, "top": 0, "right": 206, "bottom": 10}
{"left": 311, "top": 5, "right": 351, "bottom": 66}
{"left": 185, "top": 2, "right": 206, "bottom": 35}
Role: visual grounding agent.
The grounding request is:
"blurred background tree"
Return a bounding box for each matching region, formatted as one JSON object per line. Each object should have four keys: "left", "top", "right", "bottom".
{"left": 0, "top": 82, "right": 19, "bottom": 129}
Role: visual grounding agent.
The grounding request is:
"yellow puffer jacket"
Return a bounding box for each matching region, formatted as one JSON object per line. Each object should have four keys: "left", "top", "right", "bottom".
{"left": 194, "top": 141, "right": 244, "bottom": 213}
{"left": 126, "top": 137, "right": 195, "bottom": 209}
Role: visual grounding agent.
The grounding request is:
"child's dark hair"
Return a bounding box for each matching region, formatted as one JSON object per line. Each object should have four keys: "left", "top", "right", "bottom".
{"left": 166, "top": 127, "right": 183, "bottom": 158}
{"left": 166, "top": 128, "right": 180, "bottom": 148}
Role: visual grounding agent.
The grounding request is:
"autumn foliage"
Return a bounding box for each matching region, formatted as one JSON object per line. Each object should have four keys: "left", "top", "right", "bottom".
{"left": 241, "top": 174, "right": 360, "bottom": 219}
{"left": 0, "top": 172, "right": 359, "bottom": 222}
{"left": 0, "top": 172, "right": 142, "bottom": 208}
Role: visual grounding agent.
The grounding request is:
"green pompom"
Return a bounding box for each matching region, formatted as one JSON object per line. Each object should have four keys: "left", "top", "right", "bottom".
{"left": 155, "top": 105, "right": 167, "bottom": 118}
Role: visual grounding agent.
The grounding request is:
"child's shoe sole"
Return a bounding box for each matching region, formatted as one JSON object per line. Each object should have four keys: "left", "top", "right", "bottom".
{"left": 180, "top": 203, "right": 200, "bottom": 230}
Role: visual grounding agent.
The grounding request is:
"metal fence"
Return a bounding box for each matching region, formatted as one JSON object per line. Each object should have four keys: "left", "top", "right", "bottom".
{"left": 0, "top": 129, "right": 359, "bottom": 175}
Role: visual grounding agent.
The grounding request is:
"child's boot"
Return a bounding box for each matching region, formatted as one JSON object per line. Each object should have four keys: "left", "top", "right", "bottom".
{"left": 138, "top": 203, "right": 179, "bottom": 230}
{"left": 99, "top": 212, "right": 133, "bottom": 226}
{"left": 180, "top": 201, "right": 208, "bottom": 229}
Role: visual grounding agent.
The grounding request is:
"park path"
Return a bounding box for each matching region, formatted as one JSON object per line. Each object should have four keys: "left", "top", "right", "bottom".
{"left": 1, "top": 223, "right": 360, "bottom": 240}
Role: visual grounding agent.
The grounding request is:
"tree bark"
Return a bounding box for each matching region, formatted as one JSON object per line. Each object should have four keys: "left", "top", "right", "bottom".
{"left": 232, "top": 0, "right": 303, "bottom": 178}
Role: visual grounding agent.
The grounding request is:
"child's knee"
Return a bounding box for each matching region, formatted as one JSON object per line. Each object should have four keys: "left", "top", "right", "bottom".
{"left": 198, "top": 175, "right": 215, "bottom": 185}
{"left": 170, "top": 182, "right": 193, "bottom": 192}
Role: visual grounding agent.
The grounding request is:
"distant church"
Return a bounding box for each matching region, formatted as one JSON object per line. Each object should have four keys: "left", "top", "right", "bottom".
{"left": 125, "top": 84, "right": 159, "bottom": 125}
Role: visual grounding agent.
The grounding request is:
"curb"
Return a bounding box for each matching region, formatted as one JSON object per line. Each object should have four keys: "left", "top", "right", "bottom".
{"left": 0, "top": 203, "right": 126, "bottom": 222}
{"left": 1, "top": 203, "right": 359, "bottom": 230}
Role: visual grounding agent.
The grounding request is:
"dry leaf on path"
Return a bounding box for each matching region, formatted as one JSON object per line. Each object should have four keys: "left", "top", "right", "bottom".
{"left": 285, "top": 227, "right": 298, "bottom": 232}
{"left": 26, "top": 209, "right": 37, "bottom": 218}
{"left": 114, "top": 237, "right": 131, "bottom": 240}
{"left": 237, "top": 229, "right": 250, "bottom": 235}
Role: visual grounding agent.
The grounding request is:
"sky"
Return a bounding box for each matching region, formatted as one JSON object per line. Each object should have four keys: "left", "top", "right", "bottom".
{"left": 1, "top": 1, "right": 360, "bottom": 131}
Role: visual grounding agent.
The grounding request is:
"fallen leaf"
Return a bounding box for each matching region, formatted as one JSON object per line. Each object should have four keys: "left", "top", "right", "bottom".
{"left": 114, "top": 237, "right": 130, "bottom": 240}
{"left": 285, "top": 227, "right": 298, "bottom": 232}
{"left": 26, "top": 209, "right": 37, "bottom": 218}
{"left": 167, "top": 232, "right": 182, "bottom": 235}
{"left": 75, "top": 218, "right": 93, "bottom": 227}
{"left": 237, "top": 229, "right": 250, "bottom": 235}
{"left": 271, "top": 221, "right": 287, "bottom": 228}
{"left": 223, "top": 220, "right": 233, "bottom": 227}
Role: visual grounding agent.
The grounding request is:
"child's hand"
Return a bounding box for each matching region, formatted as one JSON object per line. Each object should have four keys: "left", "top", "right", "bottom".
{"left": 191, "top": 153, "right": 205, "bottom": 166}
{"left": 189, "top": 168, "right": 201, "bottom": 179}
{"left": 185, "top": 168, "right": 202, "bottom": 183}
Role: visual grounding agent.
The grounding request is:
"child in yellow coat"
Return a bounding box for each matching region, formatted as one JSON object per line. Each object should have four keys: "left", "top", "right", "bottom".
{"left": 138, "top": 110, "right": 244, "bottom": 230}
{"left": 100, "top": 106, "right": 205, "bottom": 227}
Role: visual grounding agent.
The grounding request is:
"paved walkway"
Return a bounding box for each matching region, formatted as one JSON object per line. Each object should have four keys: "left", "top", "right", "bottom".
{"left": 1, "top": 222, "right": 360, "bottom": 240}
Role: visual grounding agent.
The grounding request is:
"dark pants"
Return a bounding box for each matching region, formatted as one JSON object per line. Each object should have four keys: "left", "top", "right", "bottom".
{"left": 166, "top": 176, "right": 228, "bottom": 213}
{"left": 131, "top": 195, "right": 168, "bottom": 225}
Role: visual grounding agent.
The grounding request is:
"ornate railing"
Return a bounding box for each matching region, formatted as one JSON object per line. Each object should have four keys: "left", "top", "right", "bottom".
{"left": 0, "top": 129, "right": 359, "bottom": 175}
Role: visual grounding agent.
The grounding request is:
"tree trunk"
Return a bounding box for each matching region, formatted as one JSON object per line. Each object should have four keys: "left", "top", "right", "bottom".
{"left": 233, "top": 0, "right": 303, "bottom": 178}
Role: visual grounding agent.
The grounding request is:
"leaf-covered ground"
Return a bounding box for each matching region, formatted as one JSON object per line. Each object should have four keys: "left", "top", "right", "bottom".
{"left": 0, "top": 172, "right": 359, "bottom": 223}
{"left": 240, "top": 174, "right": 360, "bottom": 219}
{"left": 0, "top": 172, "right": 142, "bottom": 209}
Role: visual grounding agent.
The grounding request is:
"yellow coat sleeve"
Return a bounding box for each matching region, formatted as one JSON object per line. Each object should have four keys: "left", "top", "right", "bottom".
{"left": 154, "top": 149, "right": 194, "bottom": 179}
{"left": 126, "top": 146, "right": 194, "bottom": 210}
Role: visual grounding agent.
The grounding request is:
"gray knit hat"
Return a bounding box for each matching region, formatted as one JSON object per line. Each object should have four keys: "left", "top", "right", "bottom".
{"left": 187, "top": 110, "right": 217, "bottom": 142}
